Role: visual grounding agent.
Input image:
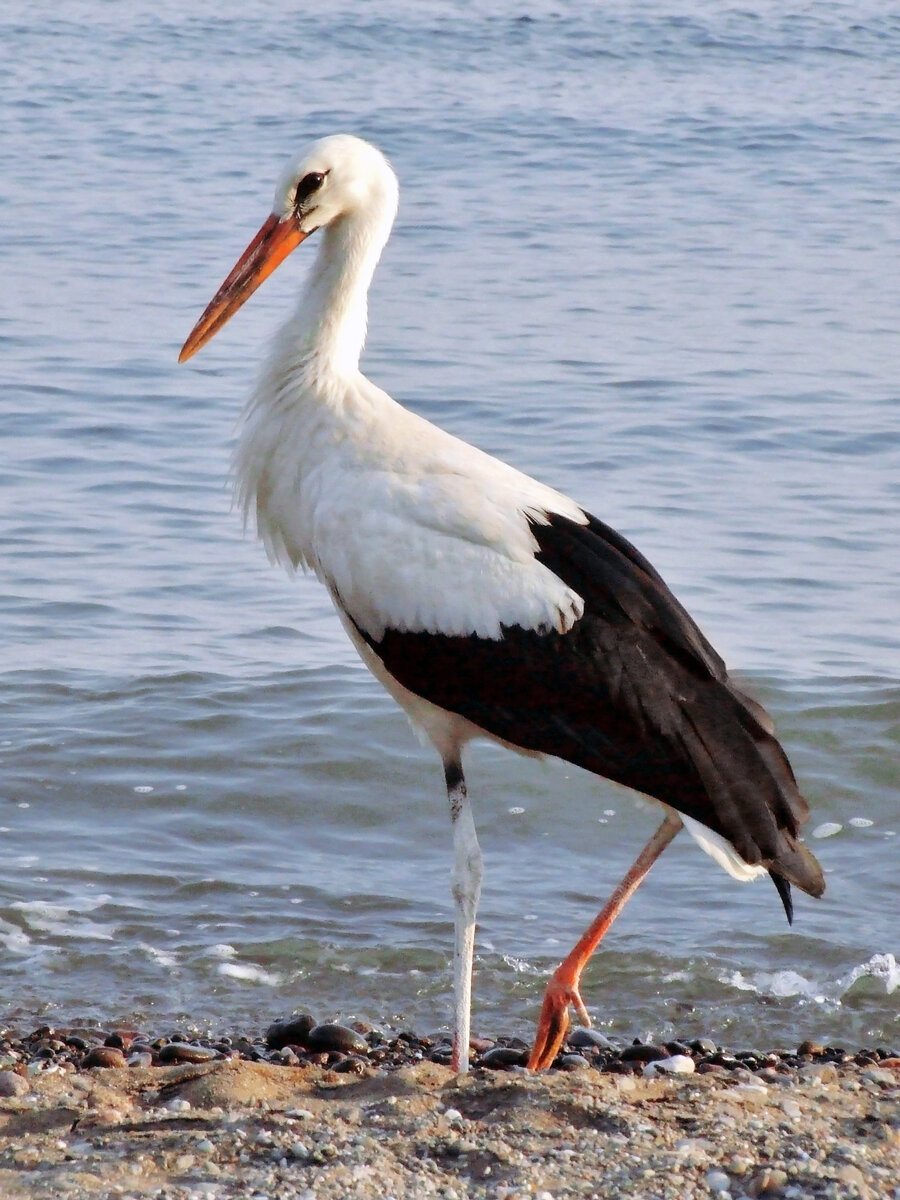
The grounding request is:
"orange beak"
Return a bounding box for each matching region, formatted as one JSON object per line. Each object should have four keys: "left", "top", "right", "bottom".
{"left": 178, "top": 213, "right": 308, "bottom": 362}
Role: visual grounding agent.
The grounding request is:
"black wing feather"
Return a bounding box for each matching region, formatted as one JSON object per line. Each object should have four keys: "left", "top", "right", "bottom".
{"left": 355, "top": 510, "right": 824, "bottom": 903}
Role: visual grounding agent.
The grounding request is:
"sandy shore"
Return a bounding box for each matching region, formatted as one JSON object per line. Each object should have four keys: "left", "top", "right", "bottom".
{"left": 1, "top": 1053, "right": 898, "bottom": 1200}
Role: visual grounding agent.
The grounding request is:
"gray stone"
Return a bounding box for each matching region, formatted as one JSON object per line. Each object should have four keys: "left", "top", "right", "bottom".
{"left": 567, "top": 1027, "right": 614, "bottom": 1050}
{"left": 705, "top": 1169, "right": 732, "bottom": 1193}
{"left": 265, "top": 1013, "right": 316, "bottom": 1050}
{"left": 158, "top": 1042, "right": 218, "bottom": 1064}
{"left": 0, "top": 1071, "right": 29, "bottom": 1097}
{"left": 305, "top": 1023, "right": 368, "bottom": 1055}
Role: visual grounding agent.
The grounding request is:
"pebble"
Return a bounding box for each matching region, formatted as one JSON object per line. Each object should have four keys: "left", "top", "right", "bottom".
{"left": 705, "top": 1168, "right": 732, "bottom": 1193}
{"left": 643, "top": 1054, "right": 695, "bottom": 1077}
{"left": 798, "top": 1062, "right": 837, "bottom": 1083}
{"left": 862, "top": 1067, "right": 898, "bottom": 1086}
{"left": 468, "top": 1036, "right": 495, "bottom": 1053}
{"left": 728, "top": 1153, "right": 755, "bottom": 1173}
{"left": 620, "top": 1043, "right": 668, "bottom": 1064}
{"left": 0, "top": 1071, "right": 29, "bottom": 1097}
{"left": 675, "top": 1137, "right": 712, "bottom": 1161}
{"left": 567, "top": 1028, "right": 614, "bottom": 1050}
{"left": 836, "top": 1164, "right": 870, "bottom": 1195}
{"left": 265, "top": 1014, "right": 316, "bottom": 1050}
{"left": 270, "top": 1047, "right": 300, "bottom": 1065}
{"left": 797, "top": 1040, "right": 825, "bottom": 1057}
{"left": 692, "top": 1038, "right": 719, "bottom": 1056}
{"left": 557, "top": 1053, "right": 591, "bottom": 1072}
{"left": 82, "top": 1046, "right": 127, "bottom": 1069}
{"left": 128, "top": 1051, "right": 154, "bottom": 1068}
{"left": 164, "top": 1097, "right": 192, "bottom": 1112}
{"left": 305, "top": 1023, "right": 369, "bottom": 1055}
{"left": 331, "top": 1054, "right": 369, "bottom": 1075}
{"left": 730, "top": 1082, "right": 769, "bottom": 1100}
{"left": 158, "top": 1042, "right": 219, "bottom": 1064}
{"left": 666, "top": 1040, "right": 694, "bottom": 1057}
{"left": 481, "top": 1046, "right": 528, "bottom": 1069}
{"left": 747, "top": 1168, "right": 789, "bottom": 1196}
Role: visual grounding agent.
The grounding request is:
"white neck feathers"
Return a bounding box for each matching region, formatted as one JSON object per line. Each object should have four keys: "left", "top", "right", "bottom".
{"left": 277, "top": 190, "right": 395, "bottom": 383}
{"left": 235, "top": 168, "right": 398, "bottom": 568}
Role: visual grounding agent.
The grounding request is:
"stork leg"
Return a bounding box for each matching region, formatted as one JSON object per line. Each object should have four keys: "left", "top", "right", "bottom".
{"left": 445, "top": 758, "right": 483, "bottom": 1074}
{"left": 528, "top": 811, "right": 683, "bottom": 1071}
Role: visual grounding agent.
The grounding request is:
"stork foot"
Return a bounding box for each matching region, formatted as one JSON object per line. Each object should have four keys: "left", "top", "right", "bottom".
{"left": 527, "top": 966, "right": 590, "bottom": 1070}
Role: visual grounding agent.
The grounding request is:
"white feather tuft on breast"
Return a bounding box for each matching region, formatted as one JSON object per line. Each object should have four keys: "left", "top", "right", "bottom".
{"left": 236, "top": 370, "right": 588, "bottom": 641}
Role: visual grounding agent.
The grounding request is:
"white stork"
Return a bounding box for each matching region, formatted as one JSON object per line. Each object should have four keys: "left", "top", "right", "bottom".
{"left": 179, "top": 134, "right": 825, "bottom": 1073}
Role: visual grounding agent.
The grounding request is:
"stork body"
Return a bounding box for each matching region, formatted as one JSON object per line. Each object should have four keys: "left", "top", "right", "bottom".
{"left": 180, "top": 135, "right": 825, "bottom": 1073}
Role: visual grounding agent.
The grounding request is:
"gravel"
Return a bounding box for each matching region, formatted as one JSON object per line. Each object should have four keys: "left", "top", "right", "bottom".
{"left": 0, "top": 1021, "right": 897, "bottom": 1199}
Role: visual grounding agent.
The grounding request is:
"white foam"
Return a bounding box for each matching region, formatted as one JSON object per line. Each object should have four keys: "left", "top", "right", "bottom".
{"left": 210, "top": 943, "right": 238, "bottom": 959}
{"left": 12, "top": 894, "right": 116, "bottom": 941}
{"left": 217, "top": 962, "right": 280, "bottom": 986}
{"left": 849, "top": 817, "right": 874, "bottom": 828}
{"left": 840, "top": 952, "right": 900, "bottom": 996}
{"left": 811, "top": 822, "right": 842, "bottom": 839}
{"left": 501, "top": 954, "right": 532, "bottom": 974}
{"left": 723, "top": 952, "right": 900, "bottom": 1008}
{"left": 140, "top": 943, "right": 178, "bottom": 969}
{"left": 508, "top": 806, "right": 525, "bottom": 815}
{"left": 0, "top": 917, "right": 31, "bottom": 955}
{"left": 725, "top": 968, "right": 830, "bottom": 1004}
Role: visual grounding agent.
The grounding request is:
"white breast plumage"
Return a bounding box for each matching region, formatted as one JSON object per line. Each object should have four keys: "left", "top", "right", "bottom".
{"left": 237, "top": 372, "right": 587, "bottom": 641}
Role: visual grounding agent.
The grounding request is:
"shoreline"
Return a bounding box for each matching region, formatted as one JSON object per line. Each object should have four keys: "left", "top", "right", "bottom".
{"left": 1, "top": 1022, "right": 898, "bottom": 1198}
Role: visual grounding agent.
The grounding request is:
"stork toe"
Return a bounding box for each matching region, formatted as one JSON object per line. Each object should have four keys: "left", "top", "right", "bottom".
{"left": 527, "top": 969, "right": 588, "bottom": 1070}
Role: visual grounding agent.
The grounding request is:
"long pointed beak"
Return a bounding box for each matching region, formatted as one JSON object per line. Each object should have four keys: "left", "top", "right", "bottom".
{"left": 179, "top": 213, "right": 308, "bottom": 362}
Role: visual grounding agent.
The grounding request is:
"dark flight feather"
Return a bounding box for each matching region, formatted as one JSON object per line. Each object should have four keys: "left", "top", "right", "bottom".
{"left": 352, "top": 510, "right": 824, "bottom": 911}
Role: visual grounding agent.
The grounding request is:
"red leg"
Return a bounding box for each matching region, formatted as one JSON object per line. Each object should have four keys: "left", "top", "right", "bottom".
{"left": 528, "top": 812, "right": 682, "bottom": 1071}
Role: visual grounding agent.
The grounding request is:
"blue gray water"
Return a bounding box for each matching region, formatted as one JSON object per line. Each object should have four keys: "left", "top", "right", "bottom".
{"left": 2, "top": 1, "right": 898, "bottom": 1049}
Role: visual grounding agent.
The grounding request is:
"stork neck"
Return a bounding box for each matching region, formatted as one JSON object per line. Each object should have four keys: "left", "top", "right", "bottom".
{"left": 288, "top": 210, "right": 388, "bottom": 378}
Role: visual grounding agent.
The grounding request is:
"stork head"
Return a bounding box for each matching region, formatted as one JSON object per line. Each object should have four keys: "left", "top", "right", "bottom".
{"left": 179, "top": 134, "right": 398, "bottom": 362}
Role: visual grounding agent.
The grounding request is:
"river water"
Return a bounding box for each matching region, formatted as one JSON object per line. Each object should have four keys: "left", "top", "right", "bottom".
{"left": 2, "top": 0, "right": 898, "bottom": 1049}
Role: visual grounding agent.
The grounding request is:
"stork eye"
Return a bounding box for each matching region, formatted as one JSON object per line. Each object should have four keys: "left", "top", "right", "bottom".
{"left": 293, "top": 171, "right": 325, "bottom": 207}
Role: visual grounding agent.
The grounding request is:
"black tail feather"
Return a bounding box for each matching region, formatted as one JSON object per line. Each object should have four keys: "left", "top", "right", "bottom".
{"left": 770, "top": 871, "right": 794, "bottom": 925}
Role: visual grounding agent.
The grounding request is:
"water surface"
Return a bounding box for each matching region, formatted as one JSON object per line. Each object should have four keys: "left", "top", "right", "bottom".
{"left": 2, "top": 1, "right": 898, "bottom": 1048}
